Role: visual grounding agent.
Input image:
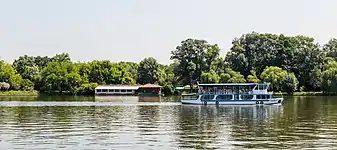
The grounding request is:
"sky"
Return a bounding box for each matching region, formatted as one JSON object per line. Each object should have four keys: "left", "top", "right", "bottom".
{"left": 0, "top": 0, "right": 337, "bottom": 64}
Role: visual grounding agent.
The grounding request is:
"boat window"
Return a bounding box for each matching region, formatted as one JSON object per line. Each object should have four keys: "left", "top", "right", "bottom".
{"left": 256, "top": 95, "right": 261, "bottom": 99}
{"left": 216, "top": 95, "right": 232, "bottom": 100}
{"left": 241, "top": 95, "right": 253, "bottom": 99}
{"left": 108, "top": 89, "right": 114, "bottom": 92}
{"left": 266, "top": 95, "right": 270, "bottom": 99}
{"left": 115, "top": 89, "right": 120, "bottom": 92}
{"left": 96, "top": 89, "right": 102, "bottom": 92}
{"left": 261, "top": 95, "right": 266, "bottom": 99}
{"left": 234, "top": 95, "right": 240, "bottom": 100}
{"left": 201, "top": 95, "right": 214, "bottom": 100}
{"left": 127, "top": 89, "right": 132, "bottom": 92}
{"left": 121, "top": 89, "right": 126, "bottom": 93}
{"left": 102, "top": 89, "right": 108, "bottom": 92}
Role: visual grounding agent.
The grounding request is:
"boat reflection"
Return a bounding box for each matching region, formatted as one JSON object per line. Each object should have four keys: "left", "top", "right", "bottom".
{"left": 138, "top": 96, "right": 161, "bottom": 102}
{"left": 181, "top": 104, "right": 283, "bottom": 121}
{"left": 94, "top": 96, "right": 139, "bottom": 102}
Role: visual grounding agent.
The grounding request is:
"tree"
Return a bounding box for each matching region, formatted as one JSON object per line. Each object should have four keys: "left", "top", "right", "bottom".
{"left": 200, "top": 70, "right": 219, "bottom": 83}
{"left": 118, "top": 62, "right": 139, "bottom": 81}
{"left": 51, "top": 53, "right": 71, "bottom": 63}
{"left": 260, "top": 66, "right": 287, "bottom": 91}
{"left": 65, "top": 72, "right": 83, "bottom": 94}
{"left": 219, "top": 68, "right": 246, "bottom": 83}
{"left": 205, "top": 44, "right": 221, "bottom": 72}
{"left": 321, "top": 60, "right": 337, "bottom": 93}
{"left": 170, "top": 39, "right": 219, "bottom": 87}
{"left": 0, "top": 60, "right": 23, "bottom": 90}
{"left": 40, "top": 62, "right": 82, "bottom": 93}
{"left": 247, "top": 70, "right": 261, "bottom": 83}
{"left": 323, "top": 38, "right": 337, "bottom": 60}
{"left": 282, "top": 73, "right": 299, "bottom": 93}
{"left": 88, "top": 60, "right": 123, "bottom": 84}
{"left": 12, "top": 55, "right": 36, "bottom": 75}
{"left": 75, "top": 83, "right": 98, "bottom": 95}
{"left": 309, "top": 67, "right": 322, "bottom": 91}
{"left": 260, "top": 66, "right": 298, "bottom": 92}
{"left": 137, "top": 57, "right": 160, "bottom": 84}
{"left": 225, "top": 32, "right": 324, "bottom": 90}
{"left": 21, "top": 79, "right": 34, "bottom": 91}
{"left": 34, "top": 56, "right": 51, "bottom": 69}
{"left": 219, "top": 73, "right": 231, "bottom": 83}
{"left": 9, "top": 74, "right": 22, "bottom": 90}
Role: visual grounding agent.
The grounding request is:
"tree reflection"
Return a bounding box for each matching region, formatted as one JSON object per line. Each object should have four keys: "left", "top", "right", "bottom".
{"left": 136, "top": 105, "right": 160, "bottom": 135}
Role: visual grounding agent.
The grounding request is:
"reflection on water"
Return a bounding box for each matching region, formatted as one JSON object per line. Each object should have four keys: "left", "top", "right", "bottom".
{"left": 138, "top": 96, "right": 161, "bottom": 102}
{"left": 177, "top": 105, "right": 283, "bottom": 149}
{"left": 0, "top": 96, "right": 337, "bottom": 149}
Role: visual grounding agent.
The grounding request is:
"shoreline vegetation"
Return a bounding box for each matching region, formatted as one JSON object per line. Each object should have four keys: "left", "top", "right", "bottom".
{"left": 0, "top": 90, "right": 336, "bottom": 97}
{"left": 1, "top": 32, "right": 337, "bottom": 97}
{"left": 0, "top": 90, "right": 39, "bottom": 96}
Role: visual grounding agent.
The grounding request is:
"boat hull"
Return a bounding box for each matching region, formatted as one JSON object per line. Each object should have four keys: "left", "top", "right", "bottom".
{"left": 181, "top": 98, "right": 283, "bottom": 105}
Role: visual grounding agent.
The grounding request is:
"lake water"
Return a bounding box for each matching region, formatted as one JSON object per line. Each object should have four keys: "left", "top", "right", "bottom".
{"left": 0, "top": 96, "right": 336, "bottom": 149}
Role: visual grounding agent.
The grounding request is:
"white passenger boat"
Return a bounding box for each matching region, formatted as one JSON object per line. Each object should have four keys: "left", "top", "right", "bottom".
{"left": 181, "top": 83, "right": 283, "bottom": 105}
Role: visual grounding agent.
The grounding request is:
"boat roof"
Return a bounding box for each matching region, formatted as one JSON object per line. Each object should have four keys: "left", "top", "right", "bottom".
{"left": 95, "top": 85, "right": 140, "bottom": 90}
{"left": 139, "top": 83, "right": 162, "bottom": 88}
{"left": 198, "top": 83, "right": 269, "bottom": 86}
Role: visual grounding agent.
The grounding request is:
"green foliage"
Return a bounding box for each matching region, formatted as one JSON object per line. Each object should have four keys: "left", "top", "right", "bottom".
{"left": 40, "top": 62, "right": 75, "bottom": 93}
{"left": 221, "top": 68, "right": 246, "bottom": 83}
{"left": 170, "top": 39, "right": 220, "bottom": 86}
{"left": 51, "top": 53, "right": 71, "bottom": 63}
{"left": 247, "top": 70, "right": 261, "bottom": 83}
{"left": 309, "top": 67, "right": 322, "bottom": 91}
{"left": 219, "top": 73, "right": 231, "bottom": 83}
{"left": 260, "top": 66, "right": 287, "bottom": 91}
{"left": 323, "top": 38, "right": 337, "bottom": 60}
{"left": 0, "top": 60, "right": 23, "bottom": 90}
{"left": 282, "top": 73, "right": 299, "bottom": 93}
{"left": 137, "top": 57, "right": 160, "bottom": 84}
{"left": 75, "top": 83, "right": 98, "bottom": 95}
{"left": 225, "top": 32, "right": 324, "bottom": 90}
{"left": 162, "top": 84, "right": 174, "bottom": 96}
{"left": 12, "top": 55, "right": 36, "bottom": 78}
{"left": 200, "top": 70, "right": 219, "bottom": 83}
{"left": 321, "top": 60, "right": 337, "bottom": 93}
{"left": 34, "top": 56, "right": 51, "bottom": 69}
{"left": 21, "top": 79, "right": 35, "bottom": 91}
{"left": 0, "top": 90, "right": 38, "bottom": 96}
{"left": 260, "top": 66, "right": 298, "bottom": 92}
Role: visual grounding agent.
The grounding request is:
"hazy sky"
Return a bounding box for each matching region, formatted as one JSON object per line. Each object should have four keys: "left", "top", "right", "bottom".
{"left": 1, "top": 0, "right": 337, "bottom": 64}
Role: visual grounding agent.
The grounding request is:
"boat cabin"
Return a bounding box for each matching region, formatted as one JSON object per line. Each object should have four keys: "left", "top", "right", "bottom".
{"left": 138, "top": 84, "right": 162, "bottom": 96}
{"left": 95, "top": 85, "right": 140, "bottom": 95}
{"left": 196, "top": 83, "right": 272, "bottom": 99}
{"left": 198, "top": 83, "right": 265, "bottom": 94}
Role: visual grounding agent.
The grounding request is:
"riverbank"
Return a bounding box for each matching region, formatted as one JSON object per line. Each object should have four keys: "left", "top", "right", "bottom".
{"left": 0, "top": 90, "right": 39, "bottom": 96}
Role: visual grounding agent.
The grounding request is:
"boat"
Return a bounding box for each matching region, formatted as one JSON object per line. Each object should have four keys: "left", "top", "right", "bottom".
{"left": 181, "top": 83, "right": 283, "bottom": 105}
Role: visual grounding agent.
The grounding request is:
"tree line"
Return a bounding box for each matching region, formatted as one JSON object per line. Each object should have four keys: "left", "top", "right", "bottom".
{"left": 1, "top": 32, "right": 337, "bottom": 95}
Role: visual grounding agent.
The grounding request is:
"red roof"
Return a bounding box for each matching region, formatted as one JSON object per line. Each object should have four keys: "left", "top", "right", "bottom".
{"left": 139, "top": 83, "right": 162, "bottom": 88}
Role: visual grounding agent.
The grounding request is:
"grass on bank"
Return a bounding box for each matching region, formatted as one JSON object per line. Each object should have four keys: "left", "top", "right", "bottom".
{"left": 0, "top": 90, "right": 39, "bottom": 96}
